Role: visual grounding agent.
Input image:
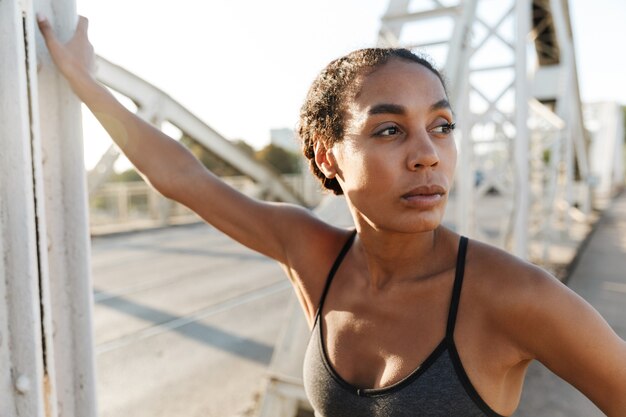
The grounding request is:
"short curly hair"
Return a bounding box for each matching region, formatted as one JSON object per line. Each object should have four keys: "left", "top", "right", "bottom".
{"left": 297, "top": 48, "right": 447, "bottom": 195}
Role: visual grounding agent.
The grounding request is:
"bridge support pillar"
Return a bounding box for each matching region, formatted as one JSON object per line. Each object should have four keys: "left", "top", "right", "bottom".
{"left": 0, "top": 0, "right": 97, "bottom": 416}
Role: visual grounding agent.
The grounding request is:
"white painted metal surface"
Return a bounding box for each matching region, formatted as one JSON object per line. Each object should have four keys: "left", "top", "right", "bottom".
{"left": 0, "top": 1, "right": 48, "bottom": 415}
{"left": 376, "top": 0, "right": 595, "bottom": 260}
{"left": 255, "top": 297, "right": 312, "bottom": 417}
{"left": 512, "top": 0, "right": 531, "bottom": 258}
{"left": 34, "top": 0, "right": 98, "bottom": 414}
{"left": 1, "top": 0, "right": 96, "bottom": 415}
{"left": 586, "top": 102, "right": 625, "bottom": 200}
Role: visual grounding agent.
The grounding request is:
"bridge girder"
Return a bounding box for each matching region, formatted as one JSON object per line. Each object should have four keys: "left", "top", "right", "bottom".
{"left": 88, "top": 56, "right": 307, "bottom": 206}
{"left": 378, "top": 0, "right": 591, "bottom": 259}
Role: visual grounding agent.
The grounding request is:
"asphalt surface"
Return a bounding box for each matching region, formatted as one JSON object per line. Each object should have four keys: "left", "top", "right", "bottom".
{"left": 92, "top": 224, "right": 291, "bottom": 417}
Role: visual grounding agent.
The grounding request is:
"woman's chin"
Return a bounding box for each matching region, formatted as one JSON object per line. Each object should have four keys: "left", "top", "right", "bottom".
{"left": 355, "top": 213, "right": 445, "bottom": 235}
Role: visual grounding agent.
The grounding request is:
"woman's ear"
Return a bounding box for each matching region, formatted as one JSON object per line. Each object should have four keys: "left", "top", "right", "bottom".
{"left": 314, "top": 140, "right": 337, "bottom": 179}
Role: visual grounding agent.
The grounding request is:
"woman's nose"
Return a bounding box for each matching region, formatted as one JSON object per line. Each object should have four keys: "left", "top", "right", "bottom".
{"left": 406, "top": 131, "right": 439, "bottom": 170}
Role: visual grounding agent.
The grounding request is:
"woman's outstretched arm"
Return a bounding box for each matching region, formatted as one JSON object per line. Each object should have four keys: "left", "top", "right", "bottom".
{"left": 36, "top": 15, "right": 333, "bottom": 264}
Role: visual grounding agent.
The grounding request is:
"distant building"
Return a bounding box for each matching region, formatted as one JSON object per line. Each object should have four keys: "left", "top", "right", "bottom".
{"left": 584, "top": 102, "right": 625, "bottom": 199}
{"left": 270, "top": 128, "right": 299, "bottom": 153}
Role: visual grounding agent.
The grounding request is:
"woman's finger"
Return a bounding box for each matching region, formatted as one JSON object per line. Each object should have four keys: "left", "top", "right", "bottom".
{"left": 36, "top": 14, "right": 61, "bottom": 49}
{"left": 36, "top": 14, "right": 53, "bottom": 38}
{"left": 76, "top": 16, "right": 89, "bottom": 35}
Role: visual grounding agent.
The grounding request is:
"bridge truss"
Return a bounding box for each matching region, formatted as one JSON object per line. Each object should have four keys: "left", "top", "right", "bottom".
{"left": 379, "top": 0, "right": 592, "bottom": 260}
{"left": 89, "top": 57, "right": 307, "bottom": 206}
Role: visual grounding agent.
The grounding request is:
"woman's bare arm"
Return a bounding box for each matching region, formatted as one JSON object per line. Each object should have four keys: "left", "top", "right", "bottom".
{"left": 506, "top": 267, "right": 626, "bottom": 416}
{"left": 37, "top": 15, "right": 332, "bottom": 263}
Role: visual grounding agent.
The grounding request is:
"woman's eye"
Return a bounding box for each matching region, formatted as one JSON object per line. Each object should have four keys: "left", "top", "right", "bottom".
{"left": 431, "top": 122, "right": 456, "bottom": 134}
{"left": 376, "top": 126, "right": 400, "bottom": 136}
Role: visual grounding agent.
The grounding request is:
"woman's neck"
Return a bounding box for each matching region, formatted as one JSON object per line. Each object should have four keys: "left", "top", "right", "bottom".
{"left": 351, "top": 222, "right": 456, "bottom": 290}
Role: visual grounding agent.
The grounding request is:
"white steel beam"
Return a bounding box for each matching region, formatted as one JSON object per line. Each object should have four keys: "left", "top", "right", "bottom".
{"left": 34, "top": 0, "right": 97, "bottom": 415}
{"left": 374, "top": 0, "right": 594, "bottom": 259}
{"left": 0, "top": 1, "right": 48, "bottom": 415}
{"left": 381, "top": 6, "right": 460, "bottom": 24}
{"left": 512, "top": 0, "right": 531, "bottom": 258}
{"left": 377, "top": 0, "right": 411, "bottom": 46}
{"left": 93, "top": 56, "right": 306, "bottom": 205}
{"left": 550, "top": 0, "right": 591, "bottom": 214}
{"left": 87, "top": 143, "right": 122, "bottom": 195}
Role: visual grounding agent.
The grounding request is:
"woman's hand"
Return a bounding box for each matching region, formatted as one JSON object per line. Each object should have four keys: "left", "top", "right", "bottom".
{"left": 37, "top": 15, "right": 96, "bottom": 89}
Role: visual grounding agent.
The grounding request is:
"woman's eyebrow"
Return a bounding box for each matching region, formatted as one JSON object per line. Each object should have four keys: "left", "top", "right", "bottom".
{"left": 367, "top": 103, "right": 406, "bottom": 116}
{"left": 367, "top": 99, "right": 451, "bottom": 116}
{"left": 430, "top": 98, "right": 451, "bottom": 112}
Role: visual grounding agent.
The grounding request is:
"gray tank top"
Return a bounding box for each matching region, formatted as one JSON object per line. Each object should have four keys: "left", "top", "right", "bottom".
{"left": 303, "top": 233, "right": 507, "bottom": 417}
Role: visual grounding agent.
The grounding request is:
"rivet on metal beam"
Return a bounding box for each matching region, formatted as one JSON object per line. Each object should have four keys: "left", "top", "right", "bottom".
{"left": 15, "top": 375, "right": 31, "bottom": 394}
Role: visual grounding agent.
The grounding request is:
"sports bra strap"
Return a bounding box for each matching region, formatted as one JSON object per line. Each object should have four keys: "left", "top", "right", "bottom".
{"left": 315, "top": 230, "right": 357, "bottom": 320}
{"left": 446, "top": 236, "right": 469, "bottom": 338}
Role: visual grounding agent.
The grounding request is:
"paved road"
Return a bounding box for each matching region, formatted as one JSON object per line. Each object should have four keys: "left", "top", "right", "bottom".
{"left": 516, "top": 193, "right": 626, "bottom": 417}
{"left": 92, "top": 224, "right": 291, "bottom": 417}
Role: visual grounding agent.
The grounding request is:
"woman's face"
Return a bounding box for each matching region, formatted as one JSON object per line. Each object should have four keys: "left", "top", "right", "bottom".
{"left": 324, "top": 58, "right": 457, "bottom": 233}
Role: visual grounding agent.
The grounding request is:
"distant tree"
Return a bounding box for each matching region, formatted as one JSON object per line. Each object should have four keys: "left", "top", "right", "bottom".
{"left": 233, "top": 139, "right": 256, "bottom": 157}
{"left": 106, "top": 137, "right": 300, "bottom": 184}
{"left": 109, "top": 168, "right": 144, "bottom": 182}
{"left": 255, "top": 144, "right": 301, "bottom": 174}
{"left": 179, "top": 134, "right": 248, "bottom": 176}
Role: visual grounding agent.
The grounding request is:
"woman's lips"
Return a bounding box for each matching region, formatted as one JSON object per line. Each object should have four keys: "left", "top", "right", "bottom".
{"left": 401, "top": 185, "right": 446, "bottom": 208}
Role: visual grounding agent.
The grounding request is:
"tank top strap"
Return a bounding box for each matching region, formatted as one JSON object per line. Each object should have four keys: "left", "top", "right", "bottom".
{"left": 446, "top": 236, "right": 469, "bottom": 339}
{"left": 314, "top": 229, "right": 357, "bottom": 322}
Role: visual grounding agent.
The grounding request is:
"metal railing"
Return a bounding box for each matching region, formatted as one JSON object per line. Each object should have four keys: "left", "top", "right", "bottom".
{"left": 89, "top": 174, "right": 324, "bottom": 235}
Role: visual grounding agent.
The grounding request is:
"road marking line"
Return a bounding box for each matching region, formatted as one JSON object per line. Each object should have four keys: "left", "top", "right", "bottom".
{"left": 96, "top": 280, "right": 291, "bottom": 354}
{"left": 602, "top": 281, "right": 626, "bottom": 294}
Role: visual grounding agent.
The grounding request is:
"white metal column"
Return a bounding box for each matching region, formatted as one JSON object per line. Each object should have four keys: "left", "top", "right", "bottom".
{"left": 35, "top": 0, "right": 97, "bottom": 415}
{"left": 0, "top": 1, "right": 48, "bottom": 415}
{"left": 0, "top": 0, "right": 97, "bottom": 416}
{"left": 512, "top": 0, "right": 531, "bottom": 257}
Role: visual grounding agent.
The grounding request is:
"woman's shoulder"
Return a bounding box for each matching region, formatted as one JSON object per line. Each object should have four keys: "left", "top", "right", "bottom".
{"left": 464, "top": 238, "right": 626, "bottom": 413}
{"left": 463, "top": 238, "right": 571, "bottom": 353}
{"left": 465, "top": 237, "right": 557, "bottom": 293}
{"left": 272, "top": 203, "right": 354, "bottom": 264}
{"left": 280, "top": 222, "right": 357, "bottom": 324}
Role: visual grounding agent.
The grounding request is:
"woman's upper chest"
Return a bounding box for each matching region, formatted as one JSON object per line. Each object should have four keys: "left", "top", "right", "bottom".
{"left": 320, "top": 269, "right": 454, "bottom": 389}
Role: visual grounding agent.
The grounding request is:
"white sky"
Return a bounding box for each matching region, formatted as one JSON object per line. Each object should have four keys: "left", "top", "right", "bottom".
{"left": 76, "top": 0, "right": 626, "bottom": 171}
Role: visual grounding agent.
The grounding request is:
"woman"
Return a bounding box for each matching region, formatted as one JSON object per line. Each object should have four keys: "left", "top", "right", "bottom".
{"left": 37, "top": 15, "right": 626, "bottom": 417}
